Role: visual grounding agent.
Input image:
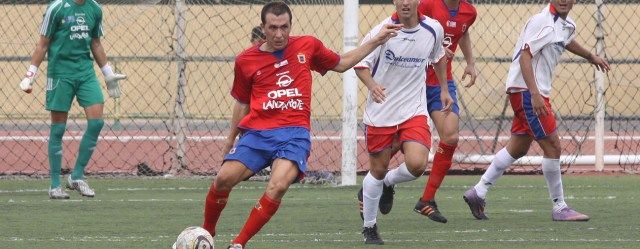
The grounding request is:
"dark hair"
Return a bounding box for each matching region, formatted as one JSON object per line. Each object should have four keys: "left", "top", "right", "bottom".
{"left": 250, "top": 26, "right": 265, "bottom": 41}
{"left": 261, "top": 1, "right": 292, "bottom": 25}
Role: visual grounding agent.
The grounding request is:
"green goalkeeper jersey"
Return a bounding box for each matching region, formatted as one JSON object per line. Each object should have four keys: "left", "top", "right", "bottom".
{"left": 40, "top": 0, "right": 103, "bottom": 78}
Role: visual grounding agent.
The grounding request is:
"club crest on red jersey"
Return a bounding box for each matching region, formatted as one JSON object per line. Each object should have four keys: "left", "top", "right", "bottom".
{"left": 297, "top": 53, "right": 306, "bottom": 64}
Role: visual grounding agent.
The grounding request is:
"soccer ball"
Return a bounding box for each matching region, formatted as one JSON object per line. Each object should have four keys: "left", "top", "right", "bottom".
{"left": 172, "top": 226, "right": 214, "bottom": 249}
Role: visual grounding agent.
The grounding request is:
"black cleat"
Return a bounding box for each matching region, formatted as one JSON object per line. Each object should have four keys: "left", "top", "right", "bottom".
{"left": 357, "top": 187, "right": 364, "bottom": 220}
{"left": 414, "top": 198, "right": 448, "bottom": 223}
{"left": 362, "top": 224, "right": 384, "bottom": 245}
{"left": 463, "top": 187, "right": 488, "bottom": 220}
{"left": 379, "top": 184, "right": 395, "bottom": 215}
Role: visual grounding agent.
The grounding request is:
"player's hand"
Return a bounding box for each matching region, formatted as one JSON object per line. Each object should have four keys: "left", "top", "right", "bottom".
{"left": 19, "top": 65, "right": 38, "bottom": 94}
{"left": 373, "top": 23, "right": 403, "bottom": 45}
{"left": 531, "top": 93, "right": 548, "bottom": 116}
{"left": 587, "top": 53, "right": 611, "bottom": 73}
{"left": 440, "top": 91, "right": 454, "bottom": 113}
{"left": 445, "top": 47, "right": 454, "bottom": 59}
{"left": 222, "top": 138, "right": 235, "bottom": 155}
{"left": 461, "top": 64, "right": 477, "bottom": 88}
{"left": 105, "top": 73, "right": 126, "bottom": 98}
{"left": 367, "top": 83, "right": 386, "bottom": 103}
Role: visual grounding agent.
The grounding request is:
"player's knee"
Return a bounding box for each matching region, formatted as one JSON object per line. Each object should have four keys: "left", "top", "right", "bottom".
{"left": 369, "top": 167, "right": 387, "bottom": 180}
{"left": 213, "top": 174, "right": 237, "bottom": 192}
{"left": 440, "top": 133, "right": 459, "bottom": 146}
{"left": 404, "top": 157, "right": 427, "bottom": 177}
{"left": 87, "top": 119, "right": 104, "bottom": 134}
{"left": 265, "top": 181, "right": 290, "bottom": 198}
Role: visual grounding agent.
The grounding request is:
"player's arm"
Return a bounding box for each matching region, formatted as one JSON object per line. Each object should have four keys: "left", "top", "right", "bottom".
{"left": 19, "top": 36, "right": 50, "bottom": 93}
{"left": 332, "top": 23, "right": 402, "bottom": 72}
{"left": 223, "top": 101, "right": 250, "bottom": 155}
{"left": 355, "top": 68, "right": 386, "bottom": 103}
{"left": 433, "top": 56, "right": 452, "bottom": 112}
{"left": 91, "top": 38, "right": 127, "bottom": 98}
{"left": 459, "top": 30, "right": 477, "bottom": 87}
{"left": 565, "top": 40, "right": 610, "bottom": 72}
{"left": 518, "top": 47, "right": 547, "bottom": 116}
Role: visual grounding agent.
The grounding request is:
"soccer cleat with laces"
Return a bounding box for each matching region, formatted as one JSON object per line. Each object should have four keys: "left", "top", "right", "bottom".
{"left": 227, "top": 244, "right": 243, "bottom": 249}
{"left": 379, "top": 184, "right": 395, "bottom": 215}
{"left": 362, "top": 224, "right": 384, "bottom": 245}
{"left": 463, "top": 187, "right": 488, "bottom": 220}
{"left": 357, "top": 187, "right": 364, "bottom": 220}
{"left": 66, "top": 176, "right": 95, "bottom": 197}
{"left": 48, "top": 187, "right": 70, "bottom": 199}
{"left": 552, "top": 207, "right": 590, "bottom": 221}
{"left": 414, "top": 198, "right": 447, "bottom": 223}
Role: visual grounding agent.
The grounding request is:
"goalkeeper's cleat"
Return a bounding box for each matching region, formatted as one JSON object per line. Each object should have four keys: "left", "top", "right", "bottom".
{"left": 66, "top": 176, "right": 95, "bottom": 197}
{"left": 463, "top": 187, "right": 488, "bottom": 220}
{"left": 227, "top": 244, "right": 243, "bottom": 249}
{"left": 357, "top": 187, "right": 364, "bottom": 221}
{"left": 362, "top": 224, "right": 384, "bottom": 245}
{"left": 552, "top": 207, "right": 590, "bottom": 221}
{"left": 414, "top": 198, "right": 448, "bottom": 223}
{"left": 379, "top": 183, "right": 395, "bottom": 215}
{"left": 48, "top": 187, "right": 70, "bottom": 199}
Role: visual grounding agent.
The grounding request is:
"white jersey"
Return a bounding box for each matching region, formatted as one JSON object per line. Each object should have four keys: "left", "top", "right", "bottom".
{"left": 356, "top": 15, "right": 445, "bottom": 127}
{"left": 506, "top": 4, "right": 577, "bottom": 97}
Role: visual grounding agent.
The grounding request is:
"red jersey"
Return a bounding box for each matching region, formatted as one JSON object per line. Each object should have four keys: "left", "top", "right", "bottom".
{"left": 419, "top": 0, "right": 477, "bottom": 85}
{"left": 231, "top": 36, "right": 340, "bottom": 130}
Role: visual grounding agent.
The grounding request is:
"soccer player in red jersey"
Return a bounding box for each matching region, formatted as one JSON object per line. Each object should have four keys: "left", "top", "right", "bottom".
{"left": 378, "top": 0, "right": 478, "bottom": 224}
{"left": 201, "top": 2, "right": 401, "bottom": 248}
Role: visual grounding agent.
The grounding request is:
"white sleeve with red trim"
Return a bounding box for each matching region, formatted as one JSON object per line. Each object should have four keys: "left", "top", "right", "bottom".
{"left": 520, "top": 16, "right": 555, "bottom": 56}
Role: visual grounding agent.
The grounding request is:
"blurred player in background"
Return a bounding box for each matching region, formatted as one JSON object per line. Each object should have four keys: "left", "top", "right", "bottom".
{"left": 201, "top": 2, "right": 401, "bottom": 248}
{"left": 463, "top": 0, "right": 610, "bottom": 222}
{"left": 250, "top": 25, "right": 266, "bottom": 45}
{"left": 354, "top": 0, "right": 450, "bottom": 244}
{"left": 20, "top": 0, "right": 126, "bottom": 199}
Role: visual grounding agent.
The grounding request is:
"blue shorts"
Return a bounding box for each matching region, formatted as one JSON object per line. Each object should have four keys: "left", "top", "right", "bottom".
{"left": 224, "top": 127, "right": 311, "bottom": 175}
{"left": 426, "top": 80, "right": 460, "bottom": 115}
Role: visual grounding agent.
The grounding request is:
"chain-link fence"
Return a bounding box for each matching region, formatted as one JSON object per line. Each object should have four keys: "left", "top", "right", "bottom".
{"left": 1, "top": 0, "right": 638, "bottom": 181}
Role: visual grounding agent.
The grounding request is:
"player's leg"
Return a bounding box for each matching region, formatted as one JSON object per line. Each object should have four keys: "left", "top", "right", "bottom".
{"left": 45, "top": 77, "right": 75, "bottom": 199}
{"left": 67, "top": 74, "right": 105, "bottom": 197}
{"left": 231, "top": 127, "right": 310, "bottom": 247}
{"left": 421, "top": 81, "right": 460, "bottom": 204}
{"left": 464, "top": 92, "right": 533, "bottom": 219}
{"left": 532, "top": 98, "right": 589, "bottom": 221}
{"left": 203, "top": 130, "right": 269, "bottom": 236}
{"left": 231, "top": 158, "right": 299, "bottom": 247}
{"left": 359, "top": 125, "right": 394, "bottom": 245}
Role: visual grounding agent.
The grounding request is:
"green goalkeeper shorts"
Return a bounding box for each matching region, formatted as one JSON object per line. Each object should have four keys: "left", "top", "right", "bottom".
{"left": 45, "top": 73, "right": 105, "bottom": 112}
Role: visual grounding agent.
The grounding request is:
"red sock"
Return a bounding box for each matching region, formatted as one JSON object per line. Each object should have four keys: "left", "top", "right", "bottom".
{"left": 202, "top": 184, "right": 230, "bottom": 236}
{"left": 422, "top": 142, "right": 456, "bottom": 201}
{"left": 232, "top": 194, "right": 281, "bottom": 247}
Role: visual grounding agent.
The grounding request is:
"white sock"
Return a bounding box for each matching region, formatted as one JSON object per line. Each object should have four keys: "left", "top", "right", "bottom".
{"left": 383, "top": 162, "right": 419, "bottom": 186}
{"left": 363, "top": 172, "right": 383, "bottom": 228}
{"left": 542, "top": 158, "right": 567, "bottom": 212}
{"left": 475, "top": 148, "right": 516, "bottom": 199}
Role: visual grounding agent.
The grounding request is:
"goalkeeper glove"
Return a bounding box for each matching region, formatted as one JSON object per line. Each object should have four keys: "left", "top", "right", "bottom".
{"left": 101, "top": 64, "right": 127, "bottom": 98}
{"left": 19, "top": 65, "right": 38, "bottom": 94}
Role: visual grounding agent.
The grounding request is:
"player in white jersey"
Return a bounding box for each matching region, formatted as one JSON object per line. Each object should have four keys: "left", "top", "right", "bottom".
{"left": 354, "top": 0, "right": 451, "bottom": 244}
{"left": 463, "top": 0, "right": 610, "bottom": 222}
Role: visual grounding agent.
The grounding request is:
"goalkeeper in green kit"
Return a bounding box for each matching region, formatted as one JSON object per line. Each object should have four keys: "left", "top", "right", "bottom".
{"left": 20, "top": 0, "right": 126, "bottom": 199}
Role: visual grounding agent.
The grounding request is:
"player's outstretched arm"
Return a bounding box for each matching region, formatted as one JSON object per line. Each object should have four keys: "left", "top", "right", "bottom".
{"left": 19, "top": 36, "right": 50, "bottom": 94}
{"left": 565, "top": 40, "right": 611, "bottom": 73}
{"left": 459, "top": 30, "right": 477, "bottom": 88}
{"left": 223, "top": 101, "right": 250, "bottom": 155}
{"left": 332, "top": 23, "right": 402, "bottom": 72}
{"left": 91, "top": 38, "right": 127, "bottom": 98}
{"left": 355, "top": 68, "right": 386, "bottom": 103}
{"left": 434, "top": 57, "right": 453, "bottom": 112}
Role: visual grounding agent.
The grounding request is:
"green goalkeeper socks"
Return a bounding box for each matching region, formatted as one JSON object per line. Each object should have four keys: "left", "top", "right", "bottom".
{"left": 48, "top": 122, "right": 66, "bottom": 188}
{"left": 72, "top": 119, "right": 104, "bottom": 180}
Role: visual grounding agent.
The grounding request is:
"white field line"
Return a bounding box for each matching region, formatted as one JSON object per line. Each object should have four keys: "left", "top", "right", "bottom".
{"left": 1, "top": 135, "right": 639, "bottom": 142}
